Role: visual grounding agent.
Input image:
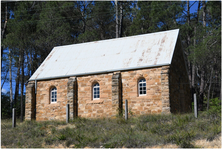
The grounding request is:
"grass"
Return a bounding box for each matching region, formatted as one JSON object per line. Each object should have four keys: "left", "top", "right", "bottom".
{"left": 1, "top": 111, "right": 221, "bottom": 148}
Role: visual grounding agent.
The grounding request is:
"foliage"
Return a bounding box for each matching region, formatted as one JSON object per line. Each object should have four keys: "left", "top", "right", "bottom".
{"left": 1, "top": 92, "right": 11, "bottom": 118}
{"left": 1, "top": 112, "right": 221, "bottom": 148}
{"left": 206, "top": 97, "right": 221, "bottom": 115}
{"left": 1, "top": 92, "right": 25, "bottom": 119}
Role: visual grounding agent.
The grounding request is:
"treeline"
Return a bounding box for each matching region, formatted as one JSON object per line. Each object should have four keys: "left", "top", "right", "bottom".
{"left": 1, "top": 1, "right": 221, "bottom": 119}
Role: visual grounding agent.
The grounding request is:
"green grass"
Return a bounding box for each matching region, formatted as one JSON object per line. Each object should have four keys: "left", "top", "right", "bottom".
{"left": 1, "top": 111, "right": 221, "bottom": 148}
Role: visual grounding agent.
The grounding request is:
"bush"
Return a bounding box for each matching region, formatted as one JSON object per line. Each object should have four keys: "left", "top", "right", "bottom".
{"left": 167, "top": 130, "right": 195, "bottom": 148}
{"left": 58, "top": 134, "right": 66, "bottom": 140}
{"left": 1, "top": 92, "right": 11, "bottom": 118}
{"left": 207, "top": 97, "right": 221, "bottom": 114}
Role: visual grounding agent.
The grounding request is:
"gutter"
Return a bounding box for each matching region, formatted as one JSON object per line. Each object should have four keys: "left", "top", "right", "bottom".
{"left": 29, "top": 63, "right": 170, "bottom": 81}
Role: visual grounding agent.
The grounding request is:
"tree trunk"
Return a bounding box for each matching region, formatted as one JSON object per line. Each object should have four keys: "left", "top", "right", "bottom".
{"left": 119, "top": 1, "right": 123, "bottom": 37}
{"left": 115, "top": 0, "right": 119, "bottom": 38}
{"left": 199, "top": 69, "right": 205, "bottom": 111}
{"left": 14, "top": 52, "right": 22, "bottom": 109}
{"left": 1, "top": 3, "right": 8, "bottom": 39}
{"left": 186, "top": 0, "right": 192, "bottom": 89}
{"left": 198, "top": 0, "right": 206, "bottom": 111}
{"left": 192, "top": 1, "right": 200, "bottom": 95}
{"left": 207, "top": 67, "right": 213, "bottom": 110}
{"left": 203, "top": 1, "right": 206, "bottom": 28}
{"left": 9, "top": 48, "right": 13, "bottom": 111}
{"left": 1, "top": 3, "right": 8, "bottom": 70}
{"left": 20, "top": 50, "right": 24, "bottom": 122}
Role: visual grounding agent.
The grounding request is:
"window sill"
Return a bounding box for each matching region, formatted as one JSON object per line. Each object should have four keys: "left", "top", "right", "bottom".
{"left": 138, "top": 94, "right": 147, "bottom": 97}
{"left": 86, "top": 99, "right": 104, "bottom": 104}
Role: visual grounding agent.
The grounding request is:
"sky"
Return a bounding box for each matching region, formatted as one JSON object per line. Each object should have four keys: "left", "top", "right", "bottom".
{"left": 1, "top": 1, "right": 200, "bottom": 95}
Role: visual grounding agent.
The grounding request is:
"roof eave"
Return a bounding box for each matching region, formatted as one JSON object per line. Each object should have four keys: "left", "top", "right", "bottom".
{"left": 29, "top": 63, "right": 170, "bottom": 81}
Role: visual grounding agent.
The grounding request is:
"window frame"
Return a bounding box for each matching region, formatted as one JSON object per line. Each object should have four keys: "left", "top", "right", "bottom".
{"left": 138, "top": 78, "right": 146, "bottom": 96}
{"left": 50, "top": 87, "right": 57, "bottom": 103}
{"left": 93, "top": 83, "right": 100, "bottom": 100}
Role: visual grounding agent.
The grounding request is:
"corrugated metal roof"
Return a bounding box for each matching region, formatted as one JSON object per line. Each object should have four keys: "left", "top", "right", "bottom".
{"left": 29, "top": 29, "right": 179, "bottom": 81}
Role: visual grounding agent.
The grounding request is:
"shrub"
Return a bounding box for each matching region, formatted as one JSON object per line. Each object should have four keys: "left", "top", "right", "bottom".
{"left": 45, "top": 136, "right": 57, "bottom": 145}
{"left": 58, "top": 134, "right": 66, "bottom": 140}
{"left": 207, "top": 97, "right": 221, "bottom": 115}
{"left": 167, "top": 130, "right": 195, "bottom": 148}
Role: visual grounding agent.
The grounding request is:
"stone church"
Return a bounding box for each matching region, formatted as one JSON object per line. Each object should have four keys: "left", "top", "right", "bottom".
{"left": 25, "top": 29, "right": 191, "bottom": 121}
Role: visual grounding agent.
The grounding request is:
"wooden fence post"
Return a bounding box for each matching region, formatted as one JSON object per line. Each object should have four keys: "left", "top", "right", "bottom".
{"left": 12, "top": 108, "right": 16, "bottom": 128}
{"left": 194, "top": 93, "right": 198, "bottom": 118}
{"left": 66, "top": 104, "right": 69, "bottom": 123}
{"left": 125, "top": 99, "right": 128, "bottom": 120}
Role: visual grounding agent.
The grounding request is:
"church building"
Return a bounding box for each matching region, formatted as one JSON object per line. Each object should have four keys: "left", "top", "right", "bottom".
{"left": 25, "top": 29, "right": 191, "bottom": 121}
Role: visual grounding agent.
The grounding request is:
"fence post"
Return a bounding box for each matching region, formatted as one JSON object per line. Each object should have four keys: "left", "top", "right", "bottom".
{"left": 12, "top": 108, "right": 16, "bottom": 128}
{"left": 125, "top": 99, "right": 128, "bottom": 120}
{"left": 66, "top": 104, "right": 69, "bottom": 123}
{"left": 194, "top": 93, "right": 198, "bottom": 118}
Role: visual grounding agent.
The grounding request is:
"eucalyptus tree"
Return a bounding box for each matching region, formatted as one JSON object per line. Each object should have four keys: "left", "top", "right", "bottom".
{"left": 188, "top": 1, "right": 221, "bottom": 110}
{"left": 130, "top": 1, "right": 185, "bottom": 35}
{"left": 78, "top": 1, "right": 115, "bottom": 42}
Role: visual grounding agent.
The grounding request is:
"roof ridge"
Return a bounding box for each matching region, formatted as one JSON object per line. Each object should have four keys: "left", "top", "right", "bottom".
{"left": 55, "top": 29, "right": 180, "bottom": 49}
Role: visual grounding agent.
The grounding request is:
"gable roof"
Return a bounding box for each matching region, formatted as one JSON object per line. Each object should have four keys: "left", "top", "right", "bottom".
{"left": 29, "top": 29, "right": 179, "bottom": 81}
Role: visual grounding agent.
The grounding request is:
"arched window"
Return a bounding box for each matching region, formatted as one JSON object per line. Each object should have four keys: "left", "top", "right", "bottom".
{"left": 138, "top": 78, "right": 146, "bottom": 96}
{"left": 50, "top": 87, "right": 57, "bottom": 103}
{"left": 93, "top": 83, "right": 100, "bottom": 100}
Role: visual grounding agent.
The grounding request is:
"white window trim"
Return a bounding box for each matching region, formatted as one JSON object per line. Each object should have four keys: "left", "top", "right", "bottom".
{"left": 138, "top": 78, "right": 146, "bottom": 96}
{"left": 93, "top": 83, "right": 100, "bottom": 100}
{"left": 51, "top": 87, "right": 57, "bottom": 103}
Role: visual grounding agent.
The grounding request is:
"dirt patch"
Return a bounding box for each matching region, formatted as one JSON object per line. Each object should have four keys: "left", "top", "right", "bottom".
{"left": 43, "top": 142, "right": 66, "bottom": 148}
{"left": 42, "top": 133, "right": 221, "bottom": 148}
{"left": 193, "top": 133, "right": 221, "bottom": 148}
{"left": 42, "top": 124, "right": 77, "bottom": 148}
{"left": 146, "top": 133, "right": 221, "bottom": 148}
{"left": 56, "top": 124, "right": 76, "bottom": 130}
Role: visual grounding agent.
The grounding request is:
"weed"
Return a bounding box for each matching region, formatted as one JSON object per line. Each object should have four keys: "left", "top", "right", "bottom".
{"left": 136, "top": 122, "right": 149, "bottom": 131}
{"left": 65, "top": 139, "right": 73, "bottom": 147}
{"left": 167, "top": 130, "right": 195, "bottom": 147}
{"left": 58, "top": 134, "right": 66, "bottom": 140}
{"left": 51, "top": 127, "right": 56, "bottom": 134}
{"left": 116, "top": 117, "right": 127, "bottom": 124}
{"left": 45, "top": 137, "right": 57, "bottom": 145}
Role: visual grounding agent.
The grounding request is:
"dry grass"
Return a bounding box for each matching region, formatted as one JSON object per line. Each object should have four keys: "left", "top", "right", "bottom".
{"left": 1, "top": 111, "right": 221, "bottom": 148}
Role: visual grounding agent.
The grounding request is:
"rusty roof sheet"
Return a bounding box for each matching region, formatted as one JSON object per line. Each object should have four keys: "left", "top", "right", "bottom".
{"left": 29, "top": 29, "right": 179, "bottom": 81}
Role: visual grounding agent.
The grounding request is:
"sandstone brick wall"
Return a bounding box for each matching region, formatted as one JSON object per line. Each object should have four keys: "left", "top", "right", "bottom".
{"left": 161, "top": 66, "right": 171, "bottom": 114}
{"left": 77, "top": 73, "right": 113, "bottom": 118}
{"left": 121, "top": 68, "right": 163, "bottom": 115}
{"left": 112, "top": 72, "right": 122, "bottom": 116}
{"left": 67, "top": 77, "right": 77, "bottom": 119}
{"left": 35, "top": 78, "right": 69, "bottom": 121}
{"left": 25, "top": 81, "right": 35, "bottom": 120}
{"left": 169, "top": 39, "right": 192, "bottom": 113}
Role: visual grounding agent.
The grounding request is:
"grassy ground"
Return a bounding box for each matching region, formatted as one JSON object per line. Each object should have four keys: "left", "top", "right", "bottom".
{"left": 1, "top": 111, "right": 221, "bottom": 148}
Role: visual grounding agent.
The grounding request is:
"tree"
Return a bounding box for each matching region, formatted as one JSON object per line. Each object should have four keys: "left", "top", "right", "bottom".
{"left": 188, "top": 1, "right": 221, "bottom": 111}
{"left": 130, "top": 1, "right": 185, "bottom": 35}
{"left": 35, "top": 1, "right": 73, "bottom": 61}
{"left": 78, "top": 1, "right": 115, "bottom": 42}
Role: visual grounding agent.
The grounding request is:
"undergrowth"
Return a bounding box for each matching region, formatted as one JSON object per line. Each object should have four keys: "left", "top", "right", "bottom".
{"left": 1, "top": 111, "right": 221, "bottom": 148}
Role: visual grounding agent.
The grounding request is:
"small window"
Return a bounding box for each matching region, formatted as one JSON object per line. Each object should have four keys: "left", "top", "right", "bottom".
{"left": 93, "top": 83, "right": 100, "bottom": 100}
{"left": 51, "top": 87, "right": 57, "bottom": 103}
{"left": 138, "top": 78, "right": 146, "bottom": 96}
